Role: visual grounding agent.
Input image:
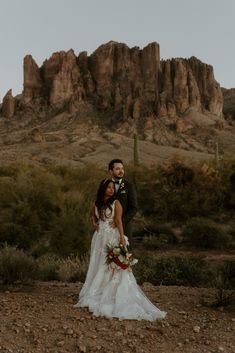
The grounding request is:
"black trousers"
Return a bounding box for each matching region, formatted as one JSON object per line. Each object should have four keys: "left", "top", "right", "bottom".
{"left": 123, "top": 221, "right": 133, "bottom": 250}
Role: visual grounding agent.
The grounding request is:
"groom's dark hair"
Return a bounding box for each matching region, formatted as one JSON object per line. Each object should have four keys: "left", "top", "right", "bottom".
{"left": 108, "top": 159, "right": 123, "bottom": 170}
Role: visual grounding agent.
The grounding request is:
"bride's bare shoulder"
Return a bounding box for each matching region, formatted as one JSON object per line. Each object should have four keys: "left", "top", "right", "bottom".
{"left": 114, "top": 199, "right": 122, "bottom": 209}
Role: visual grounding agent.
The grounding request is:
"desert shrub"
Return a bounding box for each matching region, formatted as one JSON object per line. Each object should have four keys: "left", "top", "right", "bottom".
{"left": 15, "top": 167, "right": 62, "bottom": 226}
{"left": 229, "top": 171, "right": 235, "bottom": 191}
{"left": 0, "top": 164, "right": 101, "bottom": 255}
{"left": 218, "top": 261, "right": 235, "bottom": 290}
{"left": 49, "top": 163, "right": 104, "bottom": 195}
{"left": 0, "top": 245, "right": 38, "bottom": 284}
{"left": 0, "top": 165, "right": 18, "bottom": 177}
{"left": 229, "top": 229, "right": 235, "bottom": 239}
{"left": 37, "top": 254, "right": 89, "bottom": 282}
{"left": 0, "top": 203, "right": 41, "bottom": 249}
{"left": 210, "top": 261, "right": 235, "bottom": 307}
{"left": 46, "top": 164, "right": 106, "bottom": 257}
{"left": 49, "top": 190, "right": 92, "bottom": 257}
{"left": 215, "top": 260, "right": 235, "bottom": 307}
{"left": 0, "top": 166, "right": 61, "bottom": 250}
{"left": 142, "top": 235, "right": 169, "bottom": 250}
{"left": 160, "top": 162, "right": 195, "bottom": 188}
{"left": 56, "top": 255, "right": 89, "bottom": 282}
{"left": 142, "top": 233, "right": 177, "bottom": 250}
{"left": 135, "top": 159, "right": 228, "bottom": 221}
{"left": 37, "top": 254, "right": 60, "bottom": 281}
{"left": 0, "top": 177, "right": 17, "bottom": 206}
{"left": 134, "top": 221, "right": 178, "bottom": 249}
{"left": 224, "top": 171, "right": 235, "bottom": 209}
{"left": 133, "top": 256, "right": 156, "bottom": 284}
{"left": 134, "top": 255, "right": 209, "bottom": 287}
{"left": 142, "top": 222, "right": 178, "bottom": 242}
{"left": 30, "top": 241, "right": 53, "bottom": 258}
{"left": 182, "top": 218, "right": 231, "bottom": 249}
{"left": 0, "top": 160, "right": 233, "bottom": 258}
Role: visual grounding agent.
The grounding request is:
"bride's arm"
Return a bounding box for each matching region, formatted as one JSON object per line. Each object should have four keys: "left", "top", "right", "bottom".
{"left": 114, "top": 200, "right": 126, "bottom": 246}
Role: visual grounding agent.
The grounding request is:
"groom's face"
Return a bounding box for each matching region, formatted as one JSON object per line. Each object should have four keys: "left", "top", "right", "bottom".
{"left": 110, "top": 163, "right": 124, "bottom": 180}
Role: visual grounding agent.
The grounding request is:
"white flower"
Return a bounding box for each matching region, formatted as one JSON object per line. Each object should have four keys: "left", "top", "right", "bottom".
{"left": 131, "top": 259, "right": 138, "bottom": 265}
{"left": 118, "top": 254, "right": 126, "bottom": 262}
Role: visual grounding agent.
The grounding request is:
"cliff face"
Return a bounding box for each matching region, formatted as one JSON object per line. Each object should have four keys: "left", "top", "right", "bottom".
{"left": 20, "top": 41, "right": 223, "bottom": 121}
{"left": 23, "top": 55, "right": 43, "bottom": 104}
{"left": 1, "top": 41, "right": 231, "bottom": 159}
{"left": 159, "top": 57, "right": 223, "bottom": 117}
{"left": 222, "top": 88, "right": 235, "bottom": 121}
{"left": 2, "top": 89, "right": 15, "bottom": 118}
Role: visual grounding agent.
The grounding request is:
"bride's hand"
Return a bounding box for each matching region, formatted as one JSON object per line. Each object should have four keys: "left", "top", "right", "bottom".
{"left": 119, "top": 236, "right": 126, "bottom": 247}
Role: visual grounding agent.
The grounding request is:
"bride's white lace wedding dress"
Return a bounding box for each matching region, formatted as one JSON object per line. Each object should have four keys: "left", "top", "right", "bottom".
{"left": 74, "top": 201, "right": 166, "bottom": 321}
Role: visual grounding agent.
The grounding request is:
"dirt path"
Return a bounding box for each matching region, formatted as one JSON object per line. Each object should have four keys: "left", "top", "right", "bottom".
{"left": 0, "top": 282, "right": 234, "bottom": 353}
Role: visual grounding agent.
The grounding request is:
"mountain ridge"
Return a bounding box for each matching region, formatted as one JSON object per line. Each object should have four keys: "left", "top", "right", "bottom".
{"left": 0, "top": 41, "right": 234, "bottom": 165}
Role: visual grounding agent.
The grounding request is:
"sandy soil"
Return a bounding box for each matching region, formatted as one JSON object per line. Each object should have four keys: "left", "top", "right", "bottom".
{"left": 0, "top": 281, "right": 234, "bottom": 353}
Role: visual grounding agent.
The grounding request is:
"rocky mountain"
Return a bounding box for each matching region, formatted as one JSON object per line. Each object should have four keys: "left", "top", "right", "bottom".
{"left": 222, "top": 88, "right": 235, "bottom": 121}
{"left": 0, "top": 41, "right": 234, "bottom": 166}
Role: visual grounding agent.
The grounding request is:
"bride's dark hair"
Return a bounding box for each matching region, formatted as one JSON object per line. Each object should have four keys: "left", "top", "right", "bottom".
{"left": 95, "top": 179, "right": 116, "bottom": 220}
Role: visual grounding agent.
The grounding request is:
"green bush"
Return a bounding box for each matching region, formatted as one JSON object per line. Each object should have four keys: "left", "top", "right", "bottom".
{"left": 141, "top": 234, "right": 176, "bottom": 250}
{"left": 142, "top": 235, "right": 169, "bottom": 250}
{"left": 229, "top": 229, "right": 235, "bottom": 239}
{"left": 210, "top": 261, "right": 235, "bottom": 306}
{"left": 0, "top": 164, "right": 103, "bottom": 257}
{"left": 0, "top": 160, "right": 234, "bottom": 259}
{"left": 0, "top": 204, "right": 41, "bottom": 250}
{"left": 133, "top": 256, "right": 156, "bottom": 284}
{"left": 134, "top": 255, "right": 210, "bottom": 287}
{"left": 182, "top": 218, "right": 231, "bottom": 249}
{"left": 135, "top": 159, "right": 229, "bottom": 221}
{"left": 160, "top": 162, "right": 195, "bottom": 188}
{"left": 49, "top": 190, "right": 92, "bottom": 257}
{"left": 0, "top": 165, "right": 18, "bottom": 177}
{"left": 37, "top": 254, "right": 60, "bottom": 281}
{"left": 0, "top": 245, "right": 38, "bottom": 284}
{"left": 56, "top": 255, "right": 89, "bottom": 282}
{"left": 218, "top": 261, "right": 235, "bottom": 290}
{"left": 0, "top": 166, "right": 61, "bottom": 250}
{"left": 140, "top": 222, "right": 179, "bottom": 249}
{"left": 37, "top": 254, "right": 89, "bottom": 282}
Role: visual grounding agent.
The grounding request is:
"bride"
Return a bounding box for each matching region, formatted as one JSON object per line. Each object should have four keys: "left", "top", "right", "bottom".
{"left": 74, "top": 179, "right": 166, "bottom": 321}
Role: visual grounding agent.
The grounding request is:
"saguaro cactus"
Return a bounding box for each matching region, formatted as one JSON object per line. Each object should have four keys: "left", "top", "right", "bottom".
{"left": 215, "top": 141, "right": 219, "bottom": 171}
{"left": 133, "top": 133, "right": 139, "bottom": 167}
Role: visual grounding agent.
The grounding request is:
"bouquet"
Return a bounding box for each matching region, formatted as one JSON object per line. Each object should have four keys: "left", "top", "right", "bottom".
{"left": 105, "top": 243, "right": 138, "bottom": 271}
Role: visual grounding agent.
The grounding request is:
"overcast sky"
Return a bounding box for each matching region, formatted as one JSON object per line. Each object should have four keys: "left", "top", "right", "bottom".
{"left": 0, "top": 0, "right": 234, "bottom": 101}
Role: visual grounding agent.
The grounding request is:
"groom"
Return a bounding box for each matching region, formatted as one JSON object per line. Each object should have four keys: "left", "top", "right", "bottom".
{"left": 108, "top": 159, "right": 138, "bottom": 249}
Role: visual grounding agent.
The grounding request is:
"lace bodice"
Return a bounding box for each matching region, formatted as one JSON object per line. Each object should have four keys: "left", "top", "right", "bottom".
{"left": 95, "top": 201, "right": 116, "bottom": 223}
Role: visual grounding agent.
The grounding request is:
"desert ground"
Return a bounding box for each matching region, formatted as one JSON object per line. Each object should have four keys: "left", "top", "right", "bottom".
{"left": 0, "top": 280, "right": 234, "bottom": 353}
